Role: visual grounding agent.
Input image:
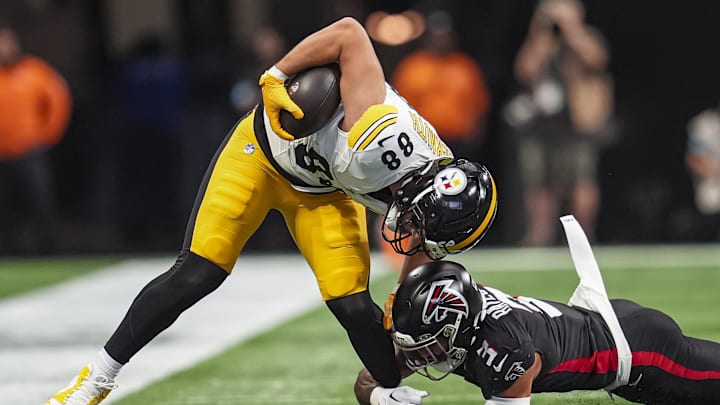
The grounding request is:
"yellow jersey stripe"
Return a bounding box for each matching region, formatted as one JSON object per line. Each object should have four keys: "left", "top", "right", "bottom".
{"left": 357, "top": 117, "right": 397, "bottom": 151}
{"left": 347, "top": 104, "right": 399, "bottom": 149}
{"left": 448, "top": 173, "right": 497, "bottom": 252}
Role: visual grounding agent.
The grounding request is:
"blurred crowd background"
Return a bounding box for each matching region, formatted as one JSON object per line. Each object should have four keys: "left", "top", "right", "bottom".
{"left": 1, "top": 0, "right": 720, "bottom": 256}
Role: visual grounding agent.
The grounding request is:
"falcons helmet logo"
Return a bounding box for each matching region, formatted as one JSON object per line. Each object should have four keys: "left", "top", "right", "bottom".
{"left": 505, "top": 361, "right": 527, "bottom": 382}
{"left": 422, "top": 279, "right": 469, "bottom": 324}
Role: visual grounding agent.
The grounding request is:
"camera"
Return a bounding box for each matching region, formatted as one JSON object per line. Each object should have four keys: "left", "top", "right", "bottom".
{"left": 551, "top": 22, "right": 561, "bottom": 36}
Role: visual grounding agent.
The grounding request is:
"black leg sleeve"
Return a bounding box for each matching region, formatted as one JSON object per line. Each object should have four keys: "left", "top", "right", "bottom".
{"left": 326, "top": 291, "right": 401, "bottom": 388}
{"left": 104, "top": 251, "right": 228, "bottom": 363}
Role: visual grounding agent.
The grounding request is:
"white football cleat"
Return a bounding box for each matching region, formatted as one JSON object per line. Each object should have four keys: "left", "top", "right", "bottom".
{"left": 46, "top": 365, "right": 116, "bottom": 405}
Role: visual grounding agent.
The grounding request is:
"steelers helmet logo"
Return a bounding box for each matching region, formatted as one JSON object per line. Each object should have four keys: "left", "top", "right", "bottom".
{"left": 434, "top": 167, "right": 467, "bottom": 196}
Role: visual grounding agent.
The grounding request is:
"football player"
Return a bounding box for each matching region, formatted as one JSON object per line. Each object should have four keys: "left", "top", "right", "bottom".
{"left": 46, "top": 17, "right": 497, "bottom": 405}
{"left": 355, "top": 260, "right": 720, "bottom": 404}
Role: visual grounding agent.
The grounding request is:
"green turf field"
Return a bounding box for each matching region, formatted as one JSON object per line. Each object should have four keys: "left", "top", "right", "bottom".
{"left": 106, "top": 247, "right": 720, "bottom": 405}
{"left": 2, "top": 247, "right": 717, "bottom": 404}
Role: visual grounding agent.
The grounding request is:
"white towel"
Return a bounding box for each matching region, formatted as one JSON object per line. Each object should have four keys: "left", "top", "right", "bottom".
{"left": 560, "top": 215, "right": 632, "bottom": 391}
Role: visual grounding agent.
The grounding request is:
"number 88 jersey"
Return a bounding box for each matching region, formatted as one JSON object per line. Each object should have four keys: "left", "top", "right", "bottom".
{"left": 263, "top": 83, "right": 454, "bottom": 215}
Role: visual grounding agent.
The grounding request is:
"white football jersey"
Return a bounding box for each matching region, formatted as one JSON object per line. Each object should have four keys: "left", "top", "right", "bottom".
{"left": 261, "top": 83, "right": 453, "bottom": 214}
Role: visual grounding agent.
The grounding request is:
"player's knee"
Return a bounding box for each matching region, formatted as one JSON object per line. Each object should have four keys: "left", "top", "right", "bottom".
{"left": 190, "top": 172, "right": 261, "bottom": 271}
{"left": 313, "top": 250, "right": 369, "bottom": 300}
{"left": 326, "top": 291, "right": 382, "bottom": 331}
{"left": 191, "top": 235, "right": 236, "bottom": 272}
{"left": 191, "top": 212, "right": 249, "bottom": 272}
{"left": 169, "top": 251, "right": 229, "bottom": 297}
{"left": 320, "top": 269, "right": 368, "bottom": 299}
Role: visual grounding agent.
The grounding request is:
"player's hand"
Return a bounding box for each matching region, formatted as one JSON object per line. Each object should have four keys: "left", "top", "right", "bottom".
{"left": 259, "top": 69, "right": 304, "bottom": 141}
{"left": 370, "top": 386, "right": 429, "bottom": 405}
{"left": 383, "top": 284, "right": 400, "bottom": 331}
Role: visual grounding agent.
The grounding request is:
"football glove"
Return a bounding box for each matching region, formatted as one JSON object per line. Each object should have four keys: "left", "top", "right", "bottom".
{"left": 383, "top": 284, "right": 400, "bottom": 331}
{"left": 370, "top": 386, "right": 429, "bottom": 405}
{"left": 259, "top": 68, "right": 304, "bottom": 141}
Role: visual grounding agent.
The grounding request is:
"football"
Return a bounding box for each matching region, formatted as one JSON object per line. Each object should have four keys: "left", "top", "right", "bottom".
{"left": 279, "top": 63, "right": 341, "bottom": 139}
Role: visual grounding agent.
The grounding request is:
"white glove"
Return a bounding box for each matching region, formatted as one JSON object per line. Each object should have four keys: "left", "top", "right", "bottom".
{"left": 370, "top": 386, "right": 429, "bottom": 405}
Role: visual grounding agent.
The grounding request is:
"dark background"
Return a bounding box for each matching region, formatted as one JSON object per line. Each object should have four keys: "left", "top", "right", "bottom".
{"left": 2, "top": 0, "right": 719, "bottom": 255}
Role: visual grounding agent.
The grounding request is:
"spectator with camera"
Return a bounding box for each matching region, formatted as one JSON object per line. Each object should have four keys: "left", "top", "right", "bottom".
{"left": 504, "top": 0, "right": 614, "bottom": 246}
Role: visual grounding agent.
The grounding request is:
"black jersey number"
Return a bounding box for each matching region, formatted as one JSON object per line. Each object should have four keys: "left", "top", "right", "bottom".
{"left": 294, "top": 144, "right": 333, "bottom": 186}
{"left": 380, "top": 132, "right": 414, "bottom": 171}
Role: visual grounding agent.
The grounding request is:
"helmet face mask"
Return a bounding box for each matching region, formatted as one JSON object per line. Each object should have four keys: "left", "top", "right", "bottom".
{"left": 384, "top": 204, "right": 428, "bottom": 257}
{"left": 383, "top": 159, "right": 497, "bottom": 259}
{"left": 394, "top": 321, "right": 468, "bottom": 380}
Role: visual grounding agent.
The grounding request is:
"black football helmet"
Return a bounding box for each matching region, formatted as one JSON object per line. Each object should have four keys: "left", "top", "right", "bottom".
{"left": 383, "top": 158, "right": 497, "bottom": 260}
{"left": 392, "top": 261, "right": 483, "bottom": 380}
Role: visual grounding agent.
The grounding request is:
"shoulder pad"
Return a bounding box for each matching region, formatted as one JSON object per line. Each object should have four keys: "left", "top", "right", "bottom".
{"left": 347, "top": 104, "right": 399, "bottom": 151}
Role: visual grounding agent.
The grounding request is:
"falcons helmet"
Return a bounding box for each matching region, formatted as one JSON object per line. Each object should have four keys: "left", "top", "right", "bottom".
{"left": 392, "top": 260, "right": 484, "bottom": 380}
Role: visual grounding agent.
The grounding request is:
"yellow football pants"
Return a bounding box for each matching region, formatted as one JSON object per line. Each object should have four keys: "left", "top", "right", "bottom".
{"left": 187, "top": 110, "right": 371, "bottom": 301}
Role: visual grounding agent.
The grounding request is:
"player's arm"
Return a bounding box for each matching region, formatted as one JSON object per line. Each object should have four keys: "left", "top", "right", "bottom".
{"left": 560, "top": 25, "right": 608, "bottom": 70}
{"left": 273, "top": 17, "right": 386, "bottom": 130}
{"left": 485, "top": 353, "right": 542, "bottom": 405}
{"left": 514, "top": 13, "right": 555, "bottom": 86}
{"left": 355, "top": 367, "right": 380, "bottom": 404}
{"left": 355, "top": 352, "right": 428, "bottom": 405}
